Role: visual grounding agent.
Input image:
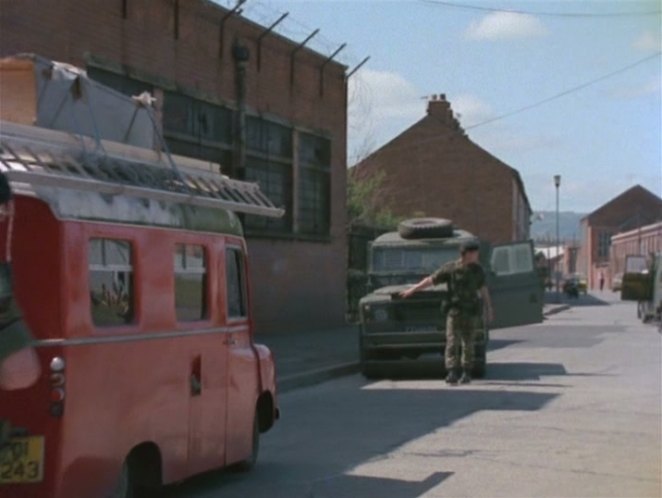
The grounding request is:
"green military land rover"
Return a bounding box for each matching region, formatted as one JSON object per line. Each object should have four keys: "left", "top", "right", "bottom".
{"left": 358, "top": 218, "right": 544, "bottom": 378}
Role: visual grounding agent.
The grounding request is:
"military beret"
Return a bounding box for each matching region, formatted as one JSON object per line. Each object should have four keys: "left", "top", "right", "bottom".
{"left": 460, "top": 240, "right": 480, "bottom": 253}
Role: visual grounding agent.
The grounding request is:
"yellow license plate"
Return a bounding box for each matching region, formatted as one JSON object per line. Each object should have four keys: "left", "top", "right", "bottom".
{"left": 0, "top": 436, "right": 45, "bottom": 483}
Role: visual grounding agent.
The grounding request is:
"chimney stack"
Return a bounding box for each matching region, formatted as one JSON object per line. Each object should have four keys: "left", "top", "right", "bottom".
{"left": 427, "top": 92, "right": 462, "bottom": 131}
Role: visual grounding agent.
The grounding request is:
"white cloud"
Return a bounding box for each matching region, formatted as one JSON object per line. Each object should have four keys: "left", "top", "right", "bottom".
{"left": 466, "top": 12, "right": 548, "bottom": 41}
{"left": 609, "top": 77, "right": 661, "bottom": 100}
{"left": 450, "top": 94, "right": 494, "bottom": 126}
{"left": 348, "top": 68, "right": 424, "bottom": 161}
{"left": 349, "top": 68, "right": 422, "bottom": 121}
{"left": 633, "top": 30, "right": 660, "bottom": 52}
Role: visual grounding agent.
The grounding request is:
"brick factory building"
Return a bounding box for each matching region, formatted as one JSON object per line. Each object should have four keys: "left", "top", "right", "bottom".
{"left": 351, "top": 94, "right": 532, "bottom": 245}
{"left": 611, "top": 221, "right": 662, "bottom": 280}
{"left": 0, "top": 0, "right": 349, "bottom": 333}
{"left": 577, "top": 185, "right": 662, "bottom": 290}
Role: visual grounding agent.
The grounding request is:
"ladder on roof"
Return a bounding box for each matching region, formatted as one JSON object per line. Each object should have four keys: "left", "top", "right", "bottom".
{"left": 0, "top": 121, "right": 285, "bottom": 218}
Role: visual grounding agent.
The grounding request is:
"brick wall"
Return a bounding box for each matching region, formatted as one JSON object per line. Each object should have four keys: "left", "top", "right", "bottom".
{"left": 611, "top": 222, "right": 662, "bottom": 275}
{"left": 579, "top": 185, "right": 662, "bottom": 289}
{"left": 352, "top": 96, "right": 529, "bottom": 245}
{"left": 1, "top": 0, "right": 349, "bottom": 333}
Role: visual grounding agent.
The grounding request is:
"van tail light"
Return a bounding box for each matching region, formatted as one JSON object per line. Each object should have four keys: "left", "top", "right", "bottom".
{"left": 49, "top": 357, "right": 66, "bottom": 417}
{"left": 49, "top": 387, "right": 65, "bottom": 403}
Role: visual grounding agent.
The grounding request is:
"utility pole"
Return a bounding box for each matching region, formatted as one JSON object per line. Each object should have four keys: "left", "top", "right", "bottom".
{"left": 554, "top": 175, "right": 561, "bottom": 303}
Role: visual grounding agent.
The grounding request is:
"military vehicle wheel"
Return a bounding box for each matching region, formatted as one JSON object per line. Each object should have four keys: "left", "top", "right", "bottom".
{"left": 472, "top": 362, "right": 486, "bottom": 379}
{"left": 361, "top": 363, "right": 381, "bottom": 379}
{"left": 473, "top": 346, "right": 486, "bottom": 378}
{"left": 398, "top": 218, "right": 454, "bottom": 239}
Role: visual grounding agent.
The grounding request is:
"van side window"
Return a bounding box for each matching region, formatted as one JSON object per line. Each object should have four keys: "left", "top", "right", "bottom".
{"left": 89, "top": 239, "right": 135, "bottom": 327}
{"left": 226, "top": 248, "right": 246, "bottom": 319}
{"left": 174, "top": 244, "right": 208, "bottom": 322}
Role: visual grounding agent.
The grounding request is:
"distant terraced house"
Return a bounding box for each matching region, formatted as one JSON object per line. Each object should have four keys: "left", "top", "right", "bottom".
{"left": 577, "top": 185, "right": 662, "bottom": 290}
{"left": 351, "top": 94, "right": 532, "bottom": 245}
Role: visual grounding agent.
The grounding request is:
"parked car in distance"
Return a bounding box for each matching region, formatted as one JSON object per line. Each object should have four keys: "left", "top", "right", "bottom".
{"left": 563, "top": 277, "right": 580, "bottom": 298}
{"left": 563, "top": 274, "right": 587, "bottom": 297}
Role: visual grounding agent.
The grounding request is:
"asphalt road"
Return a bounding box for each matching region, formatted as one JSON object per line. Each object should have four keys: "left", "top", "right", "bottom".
{"left": 164, "top": 293, "right": 661, "bottom": 498}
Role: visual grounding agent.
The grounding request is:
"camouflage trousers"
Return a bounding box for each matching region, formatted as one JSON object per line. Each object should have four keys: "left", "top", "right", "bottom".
{"left": 445, "top": 311, "right": 476, "bottom": 370}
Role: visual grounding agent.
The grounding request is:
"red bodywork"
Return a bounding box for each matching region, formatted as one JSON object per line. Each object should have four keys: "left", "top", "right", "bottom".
{"left": 0, "top": 195, "right": 278, "bottom": 498}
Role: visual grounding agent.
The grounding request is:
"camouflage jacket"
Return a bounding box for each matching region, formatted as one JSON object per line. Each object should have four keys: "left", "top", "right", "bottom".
{"left": 431, "top": 259, "right": 486, "bottom": 316}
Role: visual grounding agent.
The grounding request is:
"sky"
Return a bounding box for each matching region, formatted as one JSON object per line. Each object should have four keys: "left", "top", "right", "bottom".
{"left": 216, "top": 0, "right": 661, "bottom": 214}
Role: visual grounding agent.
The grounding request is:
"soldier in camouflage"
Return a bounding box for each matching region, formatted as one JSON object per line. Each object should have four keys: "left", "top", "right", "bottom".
{"left": 400, "top": 240, "right": 493, "bottom": 385}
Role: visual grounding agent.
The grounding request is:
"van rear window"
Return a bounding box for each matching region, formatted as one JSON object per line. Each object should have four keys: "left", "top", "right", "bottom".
{"left": 174, "top": 244, "right": 208, "bottom": 322}
{"left": 89, "top": 239, "right": 135, "bottom": 327}
{"left": 226, "top": 247, "right": 246, "bottom": 319}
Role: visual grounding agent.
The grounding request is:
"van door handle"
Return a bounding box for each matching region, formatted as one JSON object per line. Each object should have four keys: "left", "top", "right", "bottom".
{"left": 190, "top": 356, "right": 202, "bottom": 396}
{"left": 190, "top": 374, "right": 201, "bottom": 396}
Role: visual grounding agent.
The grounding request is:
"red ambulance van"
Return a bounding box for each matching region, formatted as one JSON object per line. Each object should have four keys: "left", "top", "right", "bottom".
{"left": 0, "top": 121, "right": 280, "bottom": 497}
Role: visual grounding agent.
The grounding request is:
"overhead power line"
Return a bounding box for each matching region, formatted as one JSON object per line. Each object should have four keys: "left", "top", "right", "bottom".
{"left": 419, "top": 0, "right": 662, "bottom": 18}
{"left": 466, "top": 51, "right": 662, "bottom": 130}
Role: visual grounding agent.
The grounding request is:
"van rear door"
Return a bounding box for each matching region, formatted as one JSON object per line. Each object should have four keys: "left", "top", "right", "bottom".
{"left": 178, "top": 243, "right": 229, "bottom": 475}
{"left": 488, "top": 241, "right": 544, "bottom": 329}
{"left": 223, "top": 246, "right": 258, "bottom": 465}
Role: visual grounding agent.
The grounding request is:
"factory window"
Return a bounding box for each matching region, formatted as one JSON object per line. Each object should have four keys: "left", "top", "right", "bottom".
{"left": 298, "top": 132, "right": 331, "bottom": 236}
{"left": 244, "top": 117, "right": 293, "bottom": 234}
{"left": 597, "top": 231, "right": 612, "bottom": 260}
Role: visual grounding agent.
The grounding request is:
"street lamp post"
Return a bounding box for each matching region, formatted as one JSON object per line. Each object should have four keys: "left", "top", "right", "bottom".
{"left": 554, "top": 175, "right": 561, "bottom": 303}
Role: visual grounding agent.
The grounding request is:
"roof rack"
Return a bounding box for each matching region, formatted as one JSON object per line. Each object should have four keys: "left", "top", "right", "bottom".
{"left": 0, "top": 121, "right": 285, "bottom": 218}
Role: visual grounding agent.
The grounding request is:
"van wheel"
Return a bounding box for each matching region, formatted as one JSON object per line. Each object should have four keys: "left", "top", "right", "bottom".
{"left": 110, "top": 447, "right": 161, "bottom": 498}
{"left": 232, "top": 413, "right": 259, "bottom": 472}
{"left": 110, "top": 461, "right": 135, "bottom": 498}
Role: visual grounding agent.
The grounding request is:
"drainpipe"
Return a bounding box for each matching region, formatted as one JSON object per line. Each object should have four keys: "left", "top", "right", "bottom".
{"left": 233, "top": 40, "right": 249, "bottom": 179}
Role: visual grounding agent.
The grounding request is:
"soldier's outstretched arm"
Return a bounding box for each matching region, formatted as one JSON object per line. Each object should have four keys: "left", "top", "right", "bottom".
{"left": 399, "top": 276, "right": 433, "bottom": 299}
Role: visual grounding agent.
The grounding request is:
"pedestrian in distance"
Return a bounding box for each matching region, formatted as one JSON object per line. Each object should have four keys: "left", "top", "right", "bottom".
{"left": 400, "top": 240, "right": 494, "bottom": 385}
{"left": 599, "top": 271, "right": 605, "bottom": 292}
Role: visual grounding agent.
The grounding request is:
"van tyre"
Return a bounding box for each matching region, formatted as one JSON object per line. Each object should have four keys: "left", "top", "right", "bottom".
{"left": 111, "top": 448, "right": 161, "bottom": 498}
{"left": 110, "top": 461, "right": 136, "bottom": 498}
{"left": 398, "top": 218, "right": 454, "bottom": 239}
{"left": 232, "top": 413, "right": 260, "bottom": 472}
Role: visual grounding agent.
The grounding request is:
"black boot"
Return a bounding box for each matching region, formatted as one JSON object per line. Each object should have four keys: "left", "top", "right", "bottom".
{"left": 445, "top": 369, "right": 459, "bottom": 385}
{"left": 460, "top": 369, "right": 472, "bottom": 384}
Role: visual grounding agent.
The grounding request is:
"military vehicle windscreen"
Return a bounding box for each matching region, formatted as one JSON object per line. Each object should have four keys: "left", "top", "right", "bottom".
{"left": 371, "top": 247, "right": 457, "bottom": 274}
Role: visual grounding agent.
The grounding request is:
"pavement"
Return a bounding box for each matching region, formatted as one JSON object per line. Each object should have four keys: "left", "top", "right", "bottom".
{"left": 257, "top": 291, "right": 604, "bottom": 394}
